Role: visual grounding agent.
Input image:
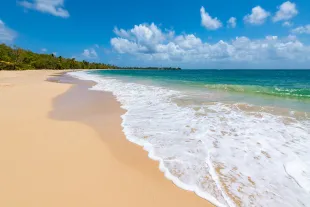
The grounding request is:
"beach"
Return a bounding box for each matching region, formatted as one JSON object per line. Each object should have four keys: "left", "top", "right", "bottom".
{"left": 68, "top": 69, "right": 310, "bottom": 207}
{"left": 0, "top": 70, "right": 212, "bottom": 207}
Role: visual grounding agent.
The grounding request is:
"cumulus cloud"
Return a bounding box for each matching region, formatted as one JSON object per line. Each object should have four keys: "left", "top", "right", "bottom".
{"left": 82, "top": 48, "right": 98, "bottom": 58}
{"left": 112, "top": 23, "right": 171, "bottom": 53}
{"left": 111, "top": 23, "right": 310, "bottom": 65}
{"left": 227, "top": 17, "right": 237, "bottom": 28}
{"left": 18, "top": 0, "right": 69, "bottom": 18}
{"left": 282, "top": 21, "right": 293, "bottom": 27}
{"left": 273, "top": 1, "right": 298, "bottom": 22}
{"left": 200, "top": 7, "right": 222, "bottom": 30}
{"left": 0, "top": 20, "right": 17, "bottom": 42}
{"left": 244, "top": 6, "right": 270, "bottom": 25}
{"left": 291, "top": 25, "right": 310, "bottom": 34}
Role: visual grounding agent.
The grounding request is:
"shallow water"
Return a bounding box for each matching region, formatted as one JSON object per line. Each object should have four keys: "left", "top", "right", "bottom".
{"left": 69, "top": 69, "right": 310, "bottom": 207}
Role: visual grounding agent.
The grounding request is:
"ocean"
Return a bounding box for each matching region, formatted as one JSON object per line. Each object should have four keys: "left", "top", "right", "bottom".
{"left": 69, "top": 69, "right": 310, "bottom": 207}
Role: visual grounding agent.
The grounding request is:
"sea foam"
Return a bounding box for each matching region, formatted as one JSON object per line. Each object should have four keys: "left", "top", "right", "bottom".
{"left": 69, "top": 71, "right": 310, "bottom": 207}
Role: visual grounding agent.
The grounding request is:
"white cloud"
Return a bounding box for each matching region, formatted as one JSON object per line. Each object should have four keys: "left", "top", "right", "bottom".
{"left": 291, "top": 25, "right": 310, "bottom": 34}
{"left": 115, "top": 23, "right": 166, "bottom": 44}
{"left": 200, "top": 7, "right": 222, "bottom": 30}
{"left": 111, "top": 23, "right": 310, "bottom": 66}
{"left": 244, "top": 6, "right": 270, "bottom": 25}
{"left": 286, "top": 34, "right": 297, "bottom": 41}
{"left": 52, "top": 52, "right": 57, "bottom": 56}
{"left": 174, "top": 34, "right": 202, "bottom": 49}
{"left": 112, "top": 23, "right": 171, "bottom": 53}
{"left": 82, "top": 48, "right": 98, "bottom": 58}
{"left": 41, "top": 48, "right": 47, "bottom": 52}
{"left": 0, "top": 20, "right": 17, "bottom": 42}
{"left": 273, "top": 1, "right": 298, "bottom": 22}
{"left": 227, "top": 17, "right": 237, "bottom": 28}
{"left": 111, "top": 38, "right": 148, "bottom": 54}
{"left": 18, "top": 0, "right": 69, "bottom": 18}
{"left": 282, "top": 21, "right": 293, "bottom": 27}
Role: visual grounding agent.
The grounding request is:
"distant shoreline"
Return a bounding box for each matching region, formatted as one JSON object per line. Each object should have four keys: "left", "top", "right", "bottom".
{"left": 0, "top": 44, "right": 181, "bottom": 71}
{"left": 113, "top": 68, "right": 181, "bottom": 70}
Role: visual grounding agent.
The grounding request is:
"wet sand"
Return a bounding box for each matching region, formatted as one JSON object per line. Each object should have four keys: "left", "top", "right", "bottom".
{"left": 0, "top": 70, "right": 213, "bottom": 207}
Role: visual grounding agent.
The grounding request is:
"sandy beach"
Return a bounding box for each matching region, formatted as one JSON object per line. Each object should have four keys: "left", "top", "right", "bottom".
{"left": 0, "top": 70, "right": 213, "bottom": 207}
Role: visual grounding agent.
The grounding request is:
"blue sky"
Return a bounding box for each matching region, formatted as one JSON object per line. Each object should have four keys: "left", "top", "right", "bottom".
{"left": 1, "top": 0, "right": 310, "bottom": 68}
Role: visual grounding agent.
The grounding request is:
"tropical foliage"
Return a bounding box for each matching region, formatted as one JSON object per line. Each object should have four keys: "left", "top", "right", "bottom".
{"left": 0, "top": 44, "right": 118, "bottom": 70}
{"left": 0, "top": 44, "right": 181, "bottom": 70}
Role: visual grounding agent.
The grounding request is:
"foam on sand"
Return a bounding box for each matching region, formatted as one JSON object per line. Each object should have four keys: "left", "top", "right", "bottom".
{"left": 69, "top": 71, "right": 310, "bottom": 207}
{"left": 284, "top": 159, "right": 310, "bottom": 193}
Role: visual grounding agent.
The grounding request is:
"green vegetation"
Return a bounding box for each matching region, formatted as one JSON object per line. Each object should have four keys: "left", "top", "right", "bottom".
{"left": 0, "top": 44, "right": 118, "bottom": 70}
{"left": 0, "top": 44, "right": 181, "bottom": 70}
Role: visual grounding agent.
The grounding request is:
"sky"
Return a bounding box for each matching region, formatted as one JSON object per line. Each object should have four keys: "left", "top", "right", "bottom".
{"left": 1, "top": 0, "right": 310, "bottom": 69}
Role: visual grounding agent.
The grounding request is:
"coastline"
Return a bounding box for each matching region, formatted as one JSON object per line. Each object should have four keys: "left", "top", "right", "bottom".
{"left": 0, "top": 70, "right": 213, "bottom": 207}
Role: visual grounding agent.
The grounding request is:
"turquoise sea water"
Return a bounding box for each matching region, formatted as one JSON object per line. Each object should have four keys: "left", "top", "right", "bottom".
{"left": 91, "top": 69, "right": 310, "bottom": 98}
{"left": 71, "top": 69, "right": 310, "bottom": 207}
{"left": 91, "top": 69, "right": 310, "bottom": 113}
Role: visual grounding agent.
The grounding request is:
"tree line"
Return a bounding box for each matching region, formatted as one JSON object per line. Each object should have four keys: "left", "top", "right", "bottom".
{"left": 0, "top": 44, "right": 181, "bottom": 70}
{"left": 0, "top": 44, "right": 118, "bottom": 70}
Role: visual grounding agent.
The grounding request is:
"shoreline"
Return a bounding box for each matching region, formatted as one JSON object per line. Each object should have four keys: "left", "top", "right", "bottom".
{"left": 0, "top": 70, "right": 213, "bottom": 207}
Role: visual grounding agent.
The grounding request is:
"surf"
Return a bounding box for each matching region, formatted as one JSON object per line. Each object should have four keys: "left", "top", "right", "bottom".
{"left": 69, "top": 70, "right": 310, "bottom": 207}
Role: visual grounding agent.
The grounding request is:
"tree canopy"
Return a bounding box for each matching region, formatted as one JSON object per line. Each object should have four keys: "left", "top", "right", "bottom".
{"left": 0, "top": 44, "right": 181, "bottom": 70}
{"left": 0, "top": 44, "right": 118, "bottom": 70}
